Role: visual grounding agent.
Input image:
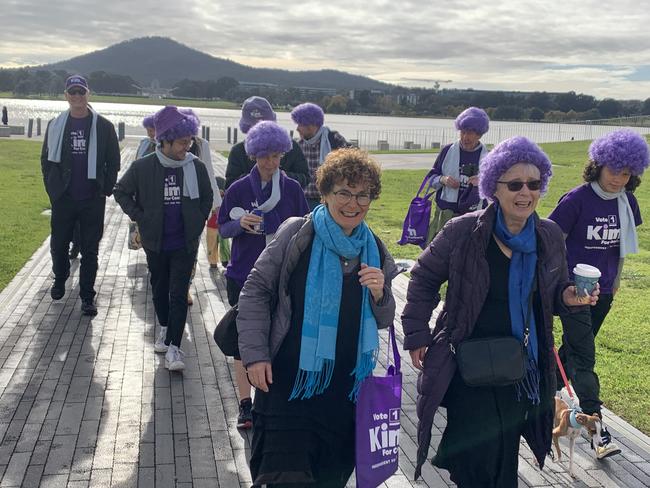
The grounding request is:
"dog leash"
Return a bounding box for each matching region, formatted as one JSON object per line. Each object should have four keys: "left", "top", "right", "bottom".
{"left": 553, "top": 346, "right": 576, "bottom": 400}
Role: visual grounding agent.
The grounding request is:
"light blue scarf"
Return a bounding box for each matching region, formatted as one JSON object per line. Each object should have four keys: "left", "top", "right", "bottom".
{"left": 302, "top": 125, "right": 332, "bottom": 164}
{"left": 289, "top": 204, "right": 380, "bottom": 402}
{"left": 590, "top": 182, "right": 638, "bottom": 257}
{"left": 493, "top": 203, "right": 540, "bottom": 404}
{"left": 155, "top": 147, "right": 200, "bottom": 199}
{"left": 46, "top": 107, "right": 98, "bottom": 178}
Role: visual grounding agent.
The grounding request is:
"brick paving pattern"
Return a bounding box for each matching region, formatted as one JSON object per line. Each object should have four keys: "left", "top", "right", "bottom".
{"left": 0, "top": 142, "right": 648, "bottom": 486}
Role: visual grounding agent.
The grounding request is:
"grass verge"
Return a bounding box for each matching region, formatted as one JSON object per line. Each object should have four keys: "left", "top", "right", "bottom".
{"left": 0, "top": 140, "right": 51, "bottom": 290}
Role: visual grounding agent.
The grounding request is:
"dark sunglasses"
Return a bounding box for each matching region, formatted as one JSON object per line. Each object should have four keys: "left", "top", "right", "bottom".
{"left": 496, "top": 179, "right": 542, "bottom": 192}
{"left": 67, "top": 88, "right": 87, "bottom": 96}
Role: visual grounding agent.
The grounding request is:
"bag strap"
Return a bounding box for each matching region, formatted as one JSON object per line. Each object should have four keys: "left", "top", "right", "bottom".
{"left": 415, "top": 169, "right": 437, "bottom": 200}
{"left": 386, "top": 323, "right": 401, "bottom": 374}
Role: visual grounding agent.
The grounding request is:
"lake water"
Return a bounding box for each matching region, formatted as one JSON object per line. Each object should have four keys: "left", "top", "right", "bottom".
{"left": 2, "top": 98, "right": 648, "bottom": 150}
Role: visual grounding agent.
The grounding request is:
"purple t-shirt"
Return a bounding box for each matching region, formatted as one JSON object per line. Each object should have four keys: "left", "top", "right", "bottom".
{"left": 548, "top": 184, "right": 642, "bottom": 293}
{"left": 162, "top": 168, "right": 185, "bottom": 251}
{"left": 67, "top": 115, "right": 96, "bottom": 201}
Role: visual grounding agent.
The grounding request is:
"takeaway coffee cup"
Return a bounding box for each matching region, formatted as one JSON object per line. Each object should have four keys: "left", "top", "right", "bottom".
{"left": 573, "top": 264, "right": 601, "bottom": 298}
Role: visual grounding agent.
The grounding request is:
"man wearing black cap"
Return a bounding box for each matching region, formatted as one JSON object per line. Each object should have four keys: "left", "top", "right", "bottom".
{"left": 41, "top": 75, "right": 120, "bottom": 315}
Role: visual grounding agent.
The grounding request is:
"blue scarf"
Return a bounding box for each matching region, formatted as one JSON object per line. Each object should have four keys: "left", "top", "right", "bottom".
{"left": 493, "top": 203, "right": 540, "bottom": 404}
{"left": 289, "top": 204, "right": 380, "bottom": 402}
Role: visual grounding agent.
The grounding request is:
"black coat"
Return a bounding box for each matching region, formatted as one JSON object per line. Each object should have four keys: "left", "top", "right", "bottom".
{"left": 225, "top": 140, "right": 309, "bottom": 189}
{"left": 40, "top": 113, "right": 121, "bottom": 203}
{"left": 401, "top": 204, "right": 583, "bottom": 478}
{"left": 113, "top": 153, "right": 213, "bottom": 253}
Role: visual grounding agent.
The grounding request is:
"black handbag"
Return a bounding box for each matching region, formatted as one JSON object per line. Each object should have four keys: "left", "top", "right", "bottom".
{"left": 454, "top": 287, "right": 534, "bottom": 387}
{"left": 213, "top": 305, "right": 239, "bottom": 358}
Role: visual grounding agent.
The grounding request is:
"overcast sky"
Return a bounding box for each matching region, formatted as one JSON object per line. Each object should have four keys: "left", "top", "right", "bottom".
{"left": 2, "top": 0, "right": 650, "bottom": 99}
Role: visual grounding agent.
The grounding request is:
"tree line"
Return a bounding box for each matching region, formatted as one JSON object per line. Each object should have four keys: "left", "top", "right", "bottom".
{"left": 3, "top": 67, "right": 650, "bottom": 123}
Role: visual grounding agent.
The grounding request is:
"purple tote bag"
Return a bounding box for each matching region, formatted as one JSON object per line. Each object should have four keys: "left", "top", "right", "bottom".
{"left": 355, "top": 324, "right": 402, "bottom": 487}
{"left": 397, "top": 170, "right": 436, "bottom": 249}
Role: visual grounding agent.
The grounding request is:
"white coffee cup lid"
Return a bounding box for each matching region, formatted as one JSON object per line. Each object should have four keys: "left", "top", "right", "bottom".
{"left": 573, "top": 263, "right": 601, "bottom": 278}
{"left": 229, "top": 207, "right": 247, "bottom": 219}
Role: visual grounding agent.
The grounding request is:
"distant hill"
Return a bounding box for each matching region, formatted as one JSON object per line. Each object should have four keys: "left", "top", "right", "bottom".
{"left": 41, "top": 37, "right": 391, "bottom": 90}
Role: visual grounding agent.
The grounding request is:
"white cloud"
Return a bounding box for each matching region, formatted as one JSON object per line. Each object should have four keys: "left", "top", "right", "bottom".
{"left": 1, "top": 0, "right": 650, "bottom": 98}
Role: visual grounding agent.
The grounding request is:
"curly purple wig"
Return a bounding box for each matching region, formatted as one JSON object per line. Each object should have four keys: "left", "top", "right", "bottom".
{"left": 588, "top": 129, "right": 649, "bottom": 176}
{"left": 479, "top": 136, "right": 553, "bottom": 201}
{"left": 455, "top": 106, "right": 490, "bottom": 135}
{"left": 154, "top": 106, "right": 199, "bottom": 142}
{"left": 239, "top": 96, "right": 276, "bottom": 134}
{"left": 245, "top": 121, "right": 292, "bottom": 158}
{"left": 142, "top": 115, "right": 155, "bottom": 129}
{"left": 179, "top": 108, "right": 201, "bottom": 127}
{"left": 290, "top": 102, "right": 324, "bottom": 127}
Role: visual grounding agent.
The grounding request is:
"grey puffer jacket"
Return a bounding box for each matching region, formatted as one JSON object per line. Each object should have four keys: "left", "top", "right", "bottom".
{"left": 237, "top": 215, "right": 400, "bottom": 368}
{"left": 401, "top": 203, "right": 583, "bottom": 479}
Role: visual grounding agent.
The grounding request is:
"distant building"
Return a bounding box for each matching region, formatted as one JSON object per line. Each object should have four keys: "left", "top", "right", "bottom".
{"left": 396, "top": 93, "right": 419, "bottom": 105}
{"left": 294, "top": 86, "right": 337, "bottom": 97}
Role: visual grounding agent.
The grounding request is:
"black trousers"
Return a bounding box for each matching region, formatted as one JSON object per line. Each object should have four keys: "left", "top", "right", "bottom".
{"left": 226, "top": 276, "right": 243, "bottom": 307}
{"left": 558, "top": 294, "right": 614, "bottom": 416}
{"left": 144, "top": 247, "right": 197, "bottom": 347}
{"left": 50, "top": 193, "right": 106, "bottom": 300}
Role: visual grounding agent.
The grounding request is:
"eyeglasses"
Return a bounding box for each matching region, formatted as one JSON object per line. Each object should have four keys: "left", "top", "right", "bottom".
{"left": 496, "top": 179, "right": 542, "bottom": 192}
{"left": 333, "top": 190, "right": 372, "bottom": 207}
{"left": 67, "top": 88, "right": 87, "bottom": 96}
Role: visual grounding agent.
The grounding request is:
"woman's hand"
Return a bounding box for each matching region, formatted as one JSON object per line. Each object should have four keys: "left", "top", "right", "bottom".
{"left": 359, "top": 263, "right": 384, "bottom": 303}
{"left": 468, "top": 175, "right": 479, "bottom": 186}
{"left": 246, "top": 362, "right": 273, "bottom": 392}
{"left": 409, "top": 347, "right": 427, "bottom": 370}
{"left": 239, "top": 212, "right": 263, "bottom": 233}
{"left": 442, "top": 175, "right": 460, "bottom": 189}
{"left": 563, "top": 283, "right": 600, "bottom": 307}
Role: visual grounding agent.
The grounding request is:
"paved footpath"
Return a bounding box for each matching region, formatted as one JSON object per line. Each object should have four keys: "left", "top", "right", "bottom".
{"left": 0, "top": 142, "right": 649, "bottom": 487}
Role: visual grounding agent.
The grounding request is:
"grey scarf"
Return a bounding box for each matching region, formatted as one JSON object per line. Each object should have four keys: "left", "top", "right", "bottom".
{"left": 47, "top": 107, "right": 98, "bottom": 179}
{"left": 302, "top": 125, "right": 332, "bottom": 164}
{"left": 155, "top": 147, "right": 200, "bottom": 200}
{"left": 590, "top": 181, "right": 638, "bottom": 256}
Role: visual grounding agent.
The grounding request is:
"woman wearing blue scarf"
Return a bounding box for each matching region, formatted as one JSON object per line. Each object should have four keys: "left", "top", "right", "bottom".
{"left": 237, "top": 148, "right": 399, "bottom": 487}
{"left": 402, "top": 137, "right": 599, "bottom": 487}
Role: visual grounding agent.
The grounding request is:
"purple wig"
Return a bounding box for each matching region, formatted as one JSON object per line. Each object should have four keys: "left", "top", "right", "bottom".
{"left": 245, "top": 121, "right": 292, "bottom": 158}
{"left": 142, "top": 115, "right": 155, "bottom": 129}
{"left": 455, "top": 106, "right": 490, "bottom": 135}
{"left": 179, "top": 108, "right": 201, "bottom": 127}
{"left": 479, "top": 136, "right": 553, "bottom": 201}
{"left": 589, "top": 129, "right": 650, "bottom": 176}
{"left": 154, "top": 106, "right": 199, "bottom": 142}
{"left": 239, "top": 96, "right": 276, "bottom": 134}
{"left": 290, "top": 102, "right": 324, "bottom": 127}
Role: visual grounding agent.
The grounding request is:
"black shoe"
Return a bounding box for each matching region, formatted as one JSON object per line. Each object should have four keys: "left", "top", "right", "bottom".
{"left": 69, "top": 247, "right": 80, "bottom": 260}
{"left": 237, "top": 398, "right": 253, "bottom": 429}
{"left": 50, "top": 280, "right": 65, "bottom": 300}
{"left": 222, "top": 261, "right": 229, "bottom": 268}
{"left": 81, "top": 299, "right": 97, "bottom": 316}
{"left": 593, "top": 425, "right": 622, "bottom": 459}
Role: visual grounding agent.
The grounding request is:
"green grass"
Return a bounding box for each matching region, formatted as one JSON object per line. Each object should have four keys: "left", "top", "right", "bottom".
{"left": 0, "top": 92, "right": 238, "bottom": 110}
{"left": 0, "top": 140, "right": 51, "bottom": 290}
{"left": 367, "top": 138, "right": 650, "bottom": 434}
{"left": 1, "top": 137, "right": 648, "bottom": 434}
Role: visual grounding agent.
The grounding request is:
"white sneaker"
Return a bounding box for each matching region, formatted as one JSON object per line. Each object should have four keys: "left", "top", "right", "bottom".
{"left": 165, "top": 345, "right": 185, "bottom": 371}
{"left": 154, "top": 327, "right": 168, "bottom": 353}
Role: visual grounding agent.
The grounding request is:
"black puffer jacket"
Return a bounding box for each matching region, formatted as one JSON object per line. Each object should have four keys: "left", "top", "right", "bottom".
{"left": 401, "top": 203, "right": 582, "bottom": 478}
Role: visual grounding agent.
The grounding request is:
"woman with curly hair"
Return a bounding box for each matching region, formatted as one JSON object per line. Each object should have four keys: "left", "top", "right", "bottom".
{"left": 548, "top": 129, "right": 650, "bottom": 459}
{"left": 237, "top": 148, "right": 399, "bottom": 486}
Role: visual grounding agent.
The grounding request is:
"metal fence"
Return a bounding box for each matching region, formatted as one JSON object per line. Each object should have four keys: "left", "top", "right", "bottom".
{"left": 355, "top": 122, "right": 650, "bottom": 151}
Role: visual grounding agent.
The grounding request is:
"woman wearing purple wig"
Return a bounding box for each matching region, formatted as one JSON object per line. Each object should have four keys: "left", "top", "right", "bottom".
{"left": 218, "top": 121, "right": 309, "bottom": 429}
{"left": 426, "top": 106, "right": 490, "bottom": 244}
{"left": 549, "top": 129, "right": 649, "bottom": 460}
{"left": 114, "top": 106, "right": 214, "bottom": 372}
{"left": 402, "top": 136, "right": 597, "bottom": 486}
